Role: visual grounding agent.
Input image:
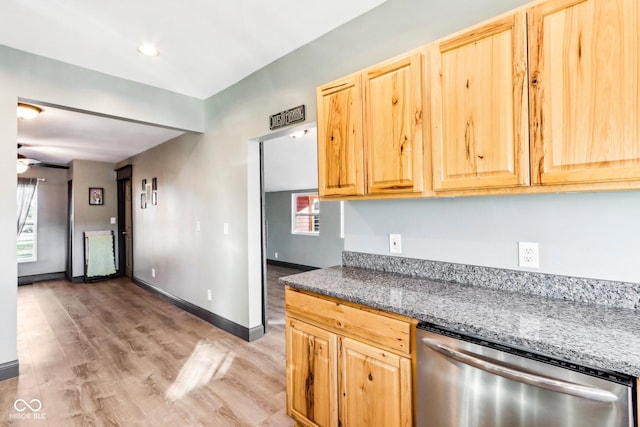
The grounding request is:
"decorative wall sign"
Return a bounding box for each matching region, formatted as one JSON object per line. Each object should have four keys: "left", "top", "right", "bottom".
{"left": 269, "top": 105, "right": 305, "bottom": 130}
{"left": 89, "top": 187, "right": 104, "bottom": 205}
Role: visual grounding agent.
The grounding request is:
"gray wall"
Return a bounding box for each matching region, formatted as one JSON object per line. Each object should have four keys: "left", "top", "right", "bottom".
{"left": 126, "top": 0, "right": 555, "bottom": 331}
{"left": 69, "top": 160, "right": 118, "bottom": 278}
{"left": 18, "top": 167, "right": 67, "bottom": 277}
{"left": 0, "top": 44, "right": 202, "bottom": 367}
{"left": 345, "top": 192, "right": 640, "bottom": 283}
{"left": 265, "top": 190, "right": 342, "bottom": 268}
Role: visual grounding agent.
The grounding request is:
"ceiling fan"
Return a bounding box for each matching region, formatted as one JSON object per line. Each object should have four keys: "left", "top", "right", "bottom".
{"left": 17, "top": 144, "right": 68, "bottom": 174}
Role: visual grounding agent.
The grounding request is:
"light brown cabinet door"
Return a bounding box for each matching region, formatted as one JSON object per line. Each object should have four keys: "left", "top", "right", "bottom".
{"left": 430, "top": 13, "right": 530, "bottom": 191}
{"left": 286, "top": 317, "right": 338, "bottom": 427}
{"left": 317, "top": 74, "right": 365, "bottom": 197}
{"left": 529, "top": 0, "right": 640, "bottom": 185}
{"left": 339, "top": 337, "right": 412, "bottom": 427}
{"left": 364, "top": 53, "right": 424, "bottom": 194}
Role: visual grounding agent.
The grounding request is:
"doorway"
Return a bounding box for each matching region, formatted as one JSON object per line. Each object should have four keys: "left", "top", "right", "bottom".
{"left": 116, "top": 166, "right": 133, "bottom": 277}
{"left": 252, "top": 122, "right": 319, "bottom": 334}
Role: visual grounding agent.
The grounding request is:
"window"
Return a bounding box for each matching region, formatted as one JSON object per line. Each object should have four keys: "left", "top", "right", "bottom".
{"left": 292, "top": 192, "right": 320, "bottom": 236}
{"left": 17, "top": 191, "right": 37, "bottom": 263}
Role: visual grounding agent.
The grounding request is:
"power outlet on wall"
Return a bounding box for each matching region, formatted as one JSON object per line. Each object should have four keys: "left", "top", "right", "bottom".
{"left": 274, "top": 252, "right": 278, "bottom": 259}
{"left": 518, "top": 242, "right": 539, "bottom": 268}
{"left": 389, "top": 234, "right": 402, "bottom": 254}
{"left": 152, "top": 268, "right": 156, "bottom": 278}
{"left": 207, "top": 289, "right": 212, "bottom": 301}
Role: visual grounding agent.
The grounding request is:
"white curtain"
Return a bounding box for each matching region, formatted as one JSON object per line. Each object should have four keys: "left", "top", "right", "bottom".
{"left": 17, "top": 178, "right": 38, "bottom": 237}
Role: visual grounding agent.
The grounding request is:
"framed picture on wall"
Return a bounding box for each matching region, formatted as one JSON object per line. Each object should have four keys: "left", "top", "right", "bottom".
{"left": 89, "top": 187, "right": 104, "bottom": 205}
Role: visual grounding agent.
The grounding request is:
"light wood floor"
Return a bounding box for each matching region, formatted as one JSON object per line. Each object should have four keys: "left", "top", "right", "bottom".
{"left": 0, "top": 265, "right": 304, "bottom": 426}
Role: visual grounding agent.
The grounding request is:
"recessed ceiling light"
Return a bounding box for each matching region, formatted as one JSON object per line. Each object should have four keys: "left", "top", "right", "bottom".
{"left": 291, "top": 130, "right": 308, "bottom": 139}
{"left": 17, "top": 103, "right": 42, "bottom": 120}
{"left": 137, "top": 44, "right": 159, "bottom": 57}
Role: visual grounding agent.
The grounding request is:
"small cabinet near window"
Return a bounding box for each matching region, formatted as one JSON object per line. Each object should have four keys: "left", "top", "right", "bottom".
{"left": 316, "top": 51, "right": 425, "bottom": 199}
{"left": 429, "top": 12, "right": 530, "bottom": 191}
{"left": 528, "top": 0, "right": 640, "bottom": 186}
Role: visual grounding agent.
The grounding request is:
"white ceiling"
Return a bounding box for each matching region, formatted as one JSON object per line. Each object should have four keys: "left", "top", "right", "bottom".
{"left": 0, "top": 0, "right": 386, "bottom": 100}
{"left": 6, "top": 0, "right": 384, "bottom": 166}
{"left": 18, "top": 103, "right": 185, "bottom": 165}
{"left": 263, "top": 127, "right": 317, "bottom": 192}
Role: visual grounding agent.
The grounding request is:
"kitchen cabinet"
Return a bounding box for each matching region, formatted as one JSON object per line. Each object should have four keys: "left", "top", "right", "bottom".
{"left": 528, "top": 0, "right": 640, "bottom": 186}
{"left": 316, "top": 51, "right": 425, "bottom": 199}
{"left": 363, "top": 52, "right": 424, "bottom": 195}
{"left": 317, "top": 74, "right": 365, "bottom": 197}
{"left": 286, "top": 317, "right": 338, "bottom": 427}
{"left": 339, "top": 337, "right": 412, "bottom": 427}
{"left": 285, "top": 287, "right": 415, "bottom": 427}
{"left": 429, "top": 12, "right": 530, "bottom": 191}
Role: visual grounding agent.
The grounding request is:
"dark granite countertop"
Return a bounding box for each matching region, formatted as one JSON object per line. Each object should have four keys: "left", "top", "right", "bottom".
{"left": 280, "top": 265, "right": 640, "bottom": 378}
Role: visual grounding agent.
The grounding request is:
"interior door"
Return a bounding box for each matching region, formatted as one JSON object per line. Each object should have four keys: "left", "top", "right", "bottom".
{"left": 124, "top": 179, "right": 133, "bottom": 277}
{"left": 116, "top": 165, "right": 133, "bottom": 278}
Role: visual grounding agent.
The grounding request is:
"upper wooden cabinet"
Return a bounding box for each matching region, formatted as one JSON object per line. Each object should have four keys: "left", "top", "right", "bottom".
{"left": 528, "top": 0, "right": 640, "bottom": 185}
{"left": 317, "top": 74, "right": 365, "bottom": 197}
{"left": 316, "top": 52, "right": 425, "bottom": 199}
{"left": 430, "top": 12, "right": 530, "bottom": 191}
{"left": 364, "top": 53, "right": 424, "bottom": 195}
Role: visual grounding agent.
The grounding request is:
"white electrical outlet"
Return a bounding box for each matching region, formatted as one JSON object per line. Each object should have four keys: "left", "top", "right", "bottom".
{"left": 389, "top": 234, "right": 402, "bottom": 254}
{"left": 518, "top": 242, "right": 539, "bottom": 268}
{"left": 152, "top": 268, "right": 156, "bottom": 278}
{"left": 274, "top": 252, "right": 278, "bottom": 259}
{"left": 207, "top": 290, "right": 212, "bottom": 301}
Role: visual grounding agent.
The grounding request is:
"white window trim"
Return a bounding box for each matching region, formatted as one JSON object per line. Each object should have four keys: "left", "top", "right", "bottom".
{"left": 291, "top": 192, "right": 320, "bottom": 236}
{"left": 17, "top": 191, "right": 38, "bottom": 263}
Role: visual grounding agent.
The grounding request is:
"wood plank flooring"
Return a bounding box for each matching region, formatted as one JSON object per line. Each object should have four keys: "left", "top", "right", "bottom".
{"left": 0, "top": 265, "right": 304, "bottom": 426}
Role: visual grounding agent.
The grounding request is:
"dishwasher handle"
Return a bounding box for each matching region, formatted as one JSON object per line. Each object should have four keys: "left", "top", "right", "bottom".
{"left": 421, "top": 337, "right": 618, "bottom": 403}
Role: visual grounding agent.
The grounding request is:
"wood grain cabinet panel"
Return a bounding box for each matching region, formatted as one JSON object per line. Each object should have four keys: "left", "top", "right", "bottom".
{"left": 317, "top": 74, "right": 365, "bottom": 197}
{"left": 316, "top": 51, "right": 427, "bottom": 200}
{"left": 529, "top": 0, "right": 640, "bottom": 185}
{"left": 364, "top": 53, "right": 424, "bottom": 195}
{"left": 339, "top": 337, "right": 412, "bottom": 427}
{"left": 285, "top": 288, "right": 414, "bottom": 427}
{"left": 286, "top": 317, "right": 338, "bottom": 427}
{"left": 430, "top": 12, "right": 530, "bottom": 191}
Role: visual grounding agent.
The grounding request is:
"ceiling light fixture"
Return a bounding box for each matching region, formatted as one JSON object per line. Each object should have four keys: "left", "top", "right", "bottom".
{"left": 291, "top": 130, "right": 308, "bottom": 139}
{"left": 137, "top": 43, "right": 159, "bottom": 57}
{"left": 17, "top": 155, "right": 30, "bottom": 174}
{"left": 16, "top": 163, "right": 29, "bottom": 174}
{"left": 17, "top": 103, "right": 42, "bottom": 120}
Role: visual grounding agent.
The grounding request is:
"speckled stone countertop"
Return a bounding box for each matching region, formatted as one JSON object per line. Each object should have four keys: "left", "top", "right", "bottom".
{"left": 280, "top": 265, "right": 640, "bottom": 377}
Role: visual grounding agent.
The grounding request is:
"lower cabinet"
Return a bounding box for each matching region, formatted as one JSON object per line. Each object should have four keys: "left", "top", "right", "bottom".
{"left": 286, "top": 318, "right": 338, "bottom": 427}
{"left": 285, "top": 287, "right": 415, "bottom": 427}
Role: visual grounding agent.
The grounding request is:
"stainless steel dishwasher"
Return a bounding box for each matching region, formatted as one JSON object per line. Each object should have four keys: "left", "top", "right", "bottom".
{"left": 417, "top": 323, "right": 635, "bottom": 427}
